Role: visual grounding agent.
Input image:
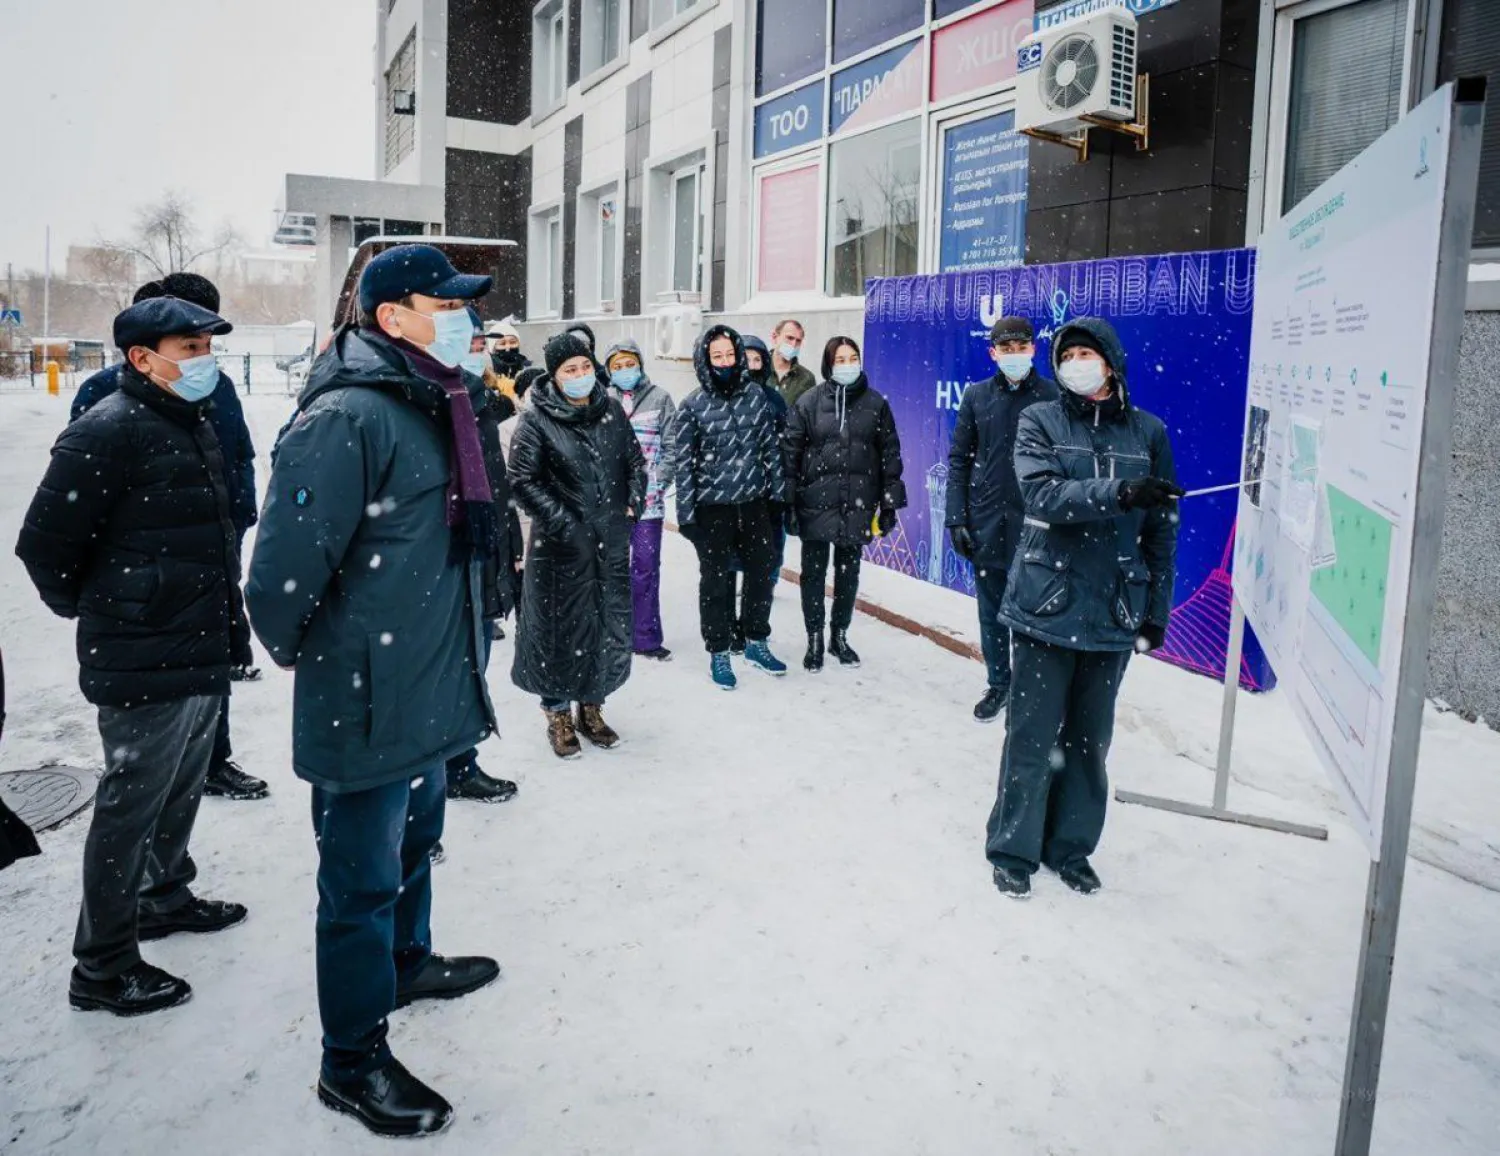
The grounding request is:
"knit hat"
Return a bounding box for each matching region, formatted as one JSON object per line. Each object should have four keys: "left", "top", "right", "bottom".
{"left": 514, "top": 365, "right": 546, "bottom": 398}
{"left": 1054, "top": 328, "right": 1105, "bottom": 364}
{"left": 484, "top": 319, "right": 519, "bottom": 340}
{"left": 989, "top": 316, "right": 1034, "bottom": 345}
{"left": 564, "top": 321, "right": 597, "bottom": 352}
{"left": 544, "top": 332, "right": 596, "bottom": 378}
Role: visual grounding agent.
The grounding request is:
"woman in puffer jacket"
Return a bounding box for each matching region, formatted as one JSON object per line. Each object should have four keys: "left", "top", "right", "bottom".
{"left": 784, "top": 335, "right": 906, "bottom": 672}
{"left": 605, "top": 339, "right": 677, "bottom": 661}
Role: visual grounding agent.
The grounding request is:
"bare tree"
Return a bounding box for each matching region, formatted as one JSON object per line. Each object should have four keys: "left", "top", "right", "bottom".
{"left": 102, "top": 191, "right": 241, "bottom": 281}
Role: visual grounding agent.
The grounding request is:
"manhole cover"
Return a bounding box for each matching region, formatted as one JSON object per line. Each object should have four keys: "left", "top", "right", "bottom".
{"left": 0, "top": 767, "right": 98, "bottom": 832}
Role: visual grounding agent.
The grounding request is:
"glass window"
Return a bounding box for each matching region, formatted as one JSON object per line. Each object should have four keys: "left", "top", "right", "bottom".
{"left": 382, "top": 219, "right": 426, "bottom": 237}
{"left": 832, "top": 0, "right": 922, "bottom": 64}
{"left": 352, "top": 217, "right": 382, "bottom": 247}
{"left": 1438, "top": 0, "right": 1500, "bottom": 247}
{"left": 671, "top": 166, "right": 704, "bottom": 293}
{"left": 933, "top": 0, "right": 983, "bottom": 16}
{"left": 1283, "top": 0, "right": 1407, "bottom": 213}
{"left": 651, "top": 0, "right": 701, "bottom": 27}
{"left": 599, "top": 197, "right": 618, "bottom": 304}
{"left": 938, "top": 111, "right": 1027, "bottom": 271}
{"left": 756, "top": 0, "right": 827, "bottom": 96}
{"left": 547, "top": 216, "right": 563, "bottom": 313}
{"left": 533, "top": 0, "right": 567, "bottom": 113}
{"left": 826, "top": 118, "right": 920, "bottom": 295}
{"left": 383, "top": 31, "right": 416, "bottom": 175}
{"left": 583, "top": 0, "right": 624, "bottom": 77}
{"left": 758, "top": 164, "right": 821, "bottom": 292}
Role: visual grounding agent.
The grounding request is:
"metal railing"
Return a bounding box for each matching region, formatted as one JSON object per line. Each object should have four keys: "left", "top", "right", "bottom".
{"left": 0, "top": 352, "right": 310, "bottom": 395}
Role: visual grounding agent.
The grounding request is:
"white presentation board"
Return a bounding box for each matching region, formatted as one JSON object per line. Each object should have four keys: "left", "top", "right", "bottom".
{"left": 1232, "top": 88, "right": 1456, "bottom": 857}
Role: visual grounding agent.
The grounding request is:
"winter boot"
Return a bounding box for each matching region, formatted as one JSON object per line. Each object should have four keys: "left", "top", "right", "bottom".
{"left": 710, "top": 652, "right": 738, "bottom": 691}
{"left": 973, "top": 686, "right": 1009, "bottom": 724}
{"left": 69, "top": 961, "right": 192, "bottom": 1017}
{"left": 744, "top": 640, "right": 787, "bottom": 676}
{"left": 546, "top": 710, "right": 583, "bottom": 759}
{"left": 446, "top": 768, "right": 519, "bottom": 803}
{"left": 395, "top": 954, "right": 502, "bottom": 1009}
{"left": 829, "top": 629, "right": 861, "bottom": 668}
{"left": 202, "top": 761, "right": 270, "bottom": 800}
{"left": 635, "top": 646, "right": 673, "bottom": 661}
{"left": 429, "top": 841, "right": 446, "bottom": 865}
{"left": 229, "top": 665, "right": 262, "bottom": 683}
{"left": 1056, "top": 860, "right": 1102, "bottom": 895}
{"left": 992, "top": 865, "right": 1032, "bottom": 899}
{"left": 803, "top": 630, "right": 825, "bottom": 673}
{"left": 317, "top": 1057, "right": 454, "bottom": 1138}
{"left": 576, "top": 704, "right": 621, "bottom": 749}
{"left": 138, "top": 897, "right": 248, "bottom": 941}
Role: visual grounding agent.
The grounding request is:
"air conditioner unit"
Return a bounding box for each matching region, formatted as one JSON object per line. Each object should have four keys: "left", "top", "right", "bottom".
{"left": 1017, "top": 6, "right": 1138, "bottom": 135}
{"left": 655, "top": 303, "right": 702, "bottom": 361}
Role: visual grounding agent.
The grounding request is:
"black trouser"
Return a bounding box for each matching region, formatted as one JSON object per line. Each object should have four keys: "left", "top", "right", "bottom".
{"left": 985, "top": 633, "right": 1130, "bottom": 875}
{"left": 692, "top": 500, "right": 777, "bottom": 653}
{"left": 210, "top": 526, "right": 249, "bottom": 769}
{"left": 800, "top": 540, "right": 862, "bottom": 634}
{"left": 974, "top": 563, "right": 1013, "bottom": 691}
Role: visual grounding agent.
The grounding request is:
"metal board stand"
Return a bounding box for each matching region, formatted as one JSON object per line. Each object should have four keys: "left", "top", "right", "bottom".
{"left": 1116, "top": 594, "right": 1329, "bottom": 842}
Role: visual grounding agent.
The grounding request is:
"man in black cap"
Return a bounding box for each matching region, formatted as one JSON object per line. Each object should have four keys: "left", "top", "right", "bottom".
{"left": 983, "top": 317, "right": 1181, "bottom": 900}
{"left": 947, "top": 316, "right": 1059, "bottom": 722}
{"left": 247, "top": 243, "right": 501, "bottom": 1139}
{"left": 16, "top": 296, "right": 253, "bottom": 1016}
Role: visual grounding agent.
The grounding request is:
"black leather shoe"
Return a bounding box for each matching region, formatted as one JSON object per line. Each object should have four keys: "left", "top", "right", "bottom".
{"left": 395, "top": 954, "right": 501, "bottom": 1010}
{"left": 317, "top": 1058, "right": 453, "bottom": 1138}
{"left": 429, "top": 840, "right": 446, "bottom": 865}
{"left": 1056, "top": 860, "right": 1102, "bottom": 895}
{"left": 69, "top": 961, "right": 192, "bottom": 1016}
{"left": 446, "top": 769, "right": 519, "bottom": 804}
{"left": 974, "top": 686, "right": 1009, "bottom": 723}
{"left": 229, "top": 665, "right": 262, "bottom": 683}
{"left": 202, "top": 761, "right": 269, "bottom": 800}
{"left": 992, "top": 865, "right": 1032, "bottom": 899}
{"left": 139, "top": 897, "right": 247, "bottom": 941}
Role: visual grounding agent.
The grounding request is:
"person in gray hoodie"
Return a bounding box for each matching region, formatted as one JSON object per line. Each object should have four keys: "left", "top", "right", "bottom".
{"left": 605, "top": 338, "right": 677, "bottom": 661}
{"left": 983, "top": 317, "right": 1181, "bottom": 901}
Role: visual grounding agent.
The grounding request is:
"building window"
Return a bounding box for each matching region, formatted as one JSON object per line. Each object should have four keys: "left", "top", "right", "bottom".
{"left": 530, "top": 207, "right": 565, "bottom": 316}
{"left": 651, "top": 0, "right": 705, "bottom": 29}
{"left": 577, "top": 184, "right": 623, "bottom": 312}
{"left": 756, "top": 0, "right": 827, "bottom": 96}
{"left": 1282, "top": 0, "right": 1407, "bottom": 214}
{"left": 670, "top": 165, "right": 706, "bottom": 293}
{"left": 383, "top": 31, "right": 417, "bottom": 175}
{"left": 831, "top": 0, "right": 923, "bottom": 65}
{"left": 933, "top": 0, "right": 983, "bottom": 16}
{"left": 757, "top": 163, "right": 821, "bottom": 292}
{"left": 533, "top": 0, "right": 568, "bottom": 117}
{"left": 826, "top": 119, "right": 920, "bottom": 296}
{"left": 582, "top": 0, "right": 626, "bottom": 78}
{"left": 353, "top": 217, "right": 383, "bottom": 248}
{"left": 1438, "top": 0, "right": 1500, "bottom": 248}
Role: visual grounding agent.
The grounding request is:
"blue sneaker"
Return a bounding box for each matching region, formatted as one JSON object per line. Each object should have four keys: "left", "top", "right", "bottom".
{"left": 744, "top": 640, "right": 788, "bottom": 676}
{"left": 710, "top": 652, "right": 737, "bottom": 691}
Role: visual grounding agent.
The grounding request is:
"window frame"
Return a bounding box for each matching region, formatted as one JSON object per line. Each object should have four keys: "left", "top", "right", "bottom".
{"left": 923, "top": 93, "right": 1024, "bottom": 274}
{"left": 668, "top": 164, "right": 707, "bottom": 295}
{"left": 823, "top": 114, "right": 925, "bottom": 298}
{"left": 528, "top": 200, "right": 566, "bottom": 320}
{"left": 383, "top": 29, "right": 417, "bottom": 176}
{"left": 574, "top": 175, "right": 627, "bottom": 316}
{"left": 532, "top": 0, "right": 570, "bottom": 126}
{"left": 648, "top": 0, "right": 716, "bottom": 49}
{"left": 749, "top": 147, "right": 827, "bottom": 298}
{"left": 580, "top": 0, "right": 630, "bottom": 91}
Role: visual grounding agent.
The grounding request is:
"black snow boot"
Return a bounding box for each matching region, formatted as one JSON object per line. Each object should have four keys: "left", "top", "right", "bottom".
{"left": 395, "top": 954, "right": 501, "bottom": 1009}
{"left": 829, "top": 629, "right": 861, "bottom": 667}
{"left": 317, "top": 1057, "right": 454, "bottom": 1138}
{"left": 992, "top": 865, "right": 1031, "bottom": 899}
{"left": 803, "top": 630, "right": 824, "bottom": 672}
{"left": 69, "top": 961, "right": 192, "bottom": 1016}
{"left": 138, "top": 897, "right": 247, "bottom": 941}
{"left": 974, "top": 686, "right": 1009, "bottom": 724}
{"left": 446, "top": 768, "right": 519, "bottom": 804}
{"left": 202, "top": 761, "right": 269, "bottom": 800}
{"left": 1056, "top": 860, "right": 1102, "bottom": 895}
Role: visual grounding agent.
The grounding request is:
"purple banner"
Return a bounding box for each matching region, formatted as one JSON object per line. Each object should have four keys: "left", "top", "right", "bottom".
{"left": 863, "top": 248, "right": 1274, "bottom": 690}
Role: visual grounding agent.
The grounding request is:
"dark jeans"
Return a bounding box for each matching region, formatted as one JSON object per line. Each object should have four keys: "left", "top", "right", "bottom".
{"left": 312, "top": 766, "right": 444, "bottom": 1082}
{"left": 446, "top": 620, "right": 495, "bottom": 784}
{"left": 692, "top": 500, "right": 778, "bottom": 653}
{"left": 985, "top": 634, "right": 1130, "bottom": 875}
{"left": 727, "top": 524, "right": 788, "bottom": 636}
{"left": 974, "top": 564, "right": 1013, "bottom": 692}
{"left": 800, "top": 540, "right": 862, "bottom": 633}
{"left": 76, "top": 695, "right": 221, "bottom": 978}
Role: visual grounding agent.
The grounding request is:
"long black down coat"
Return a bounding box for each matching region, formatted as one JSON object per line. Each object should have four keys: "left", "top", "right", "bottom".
{"left": 15, "top": 366, "right": 250, "bottom": 708}
{"left": 784, "top": 374, "right": 908, "bottom": 546}
{"left": 509, "top": 376, "right": 646, "bottom": 704}
{"left": 468, "top": 376, "right": 525, "bottom": 620}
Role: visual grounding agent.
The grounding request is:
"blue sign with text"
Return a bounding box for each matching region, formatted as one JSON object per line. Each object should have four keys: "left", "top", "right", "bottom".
{"left": 754, "top": 80, "right": 825, "bottom": 159}
{"left": 1034, "top": 0, "right": 1179, "bottom": 29}
{"left": 939, "top": 112, "right": 1028, "bottom": 272}
{"left": 828, "top": 39, "right": 922, "bottom": 135}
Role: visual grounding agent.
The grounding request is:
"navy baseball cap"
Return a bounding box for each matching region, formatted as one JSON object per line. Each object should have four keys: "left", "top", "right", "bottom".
{"left": 113, "top": 296, "right": 232, "bottom": 352}
{"left": 358, "top": 244, "right": 494, "bottom": 312}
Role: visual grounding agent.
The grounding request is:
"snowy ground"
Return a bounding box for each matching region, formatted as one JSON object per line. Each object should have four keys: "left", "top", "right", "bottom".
{"left": 2, "top": 391, "right": 1499, "bottom": 1155}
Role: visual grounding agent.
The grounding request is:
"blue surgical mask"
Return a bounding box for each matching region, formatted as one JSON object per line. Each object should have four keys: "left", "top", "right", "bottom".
{"left": 611, "top": 366, "right": 642, "bottom": 391}
{"left": 559, "top": 373, "right": 595, "bottom": 400}
{"left": 996, "top": 352, "right": 1032, "bottom": 382}
{"left": 461, "top": 351, "right": 490, "bottom": 377}
{"left": 404, "top": 305, "right": 473, "bottom": 368}
{"left": 151, "top": 351, "right": 219, "bottom": 402}
{"left": 778, "top": 343, "right": 800, "bottom": 362}
{"left": 831, "top": 363, "right": 862, "bottom": 386}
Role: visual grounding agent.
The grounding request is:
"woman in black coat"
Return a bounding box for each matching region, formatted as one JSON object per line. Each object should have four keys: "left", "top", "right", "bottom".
{"left": 509, "top": 332, "right": 646, "bottom": 759}
{"left": 784, "top": 335, "right": 906, "bottom": 672}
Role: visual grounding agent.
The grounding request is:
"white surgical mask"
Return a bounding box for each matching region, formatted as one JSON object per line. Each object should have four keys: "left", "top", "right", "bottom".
{"left": 830, "top": 363, "right": 862, "bottom": 386}
{"left": 1058, "top": 359, "right": 1108, "bottom": 397}
{"left": 150, "top": 351, "right": 219, "bottom": 402}
{"left": 460, "top": 351, "right": 490, "bottom": 377}
{"left": 559, "top": 373, "right": 595, "bottom": 400}
{"left": 778, "top": 343, "right": 800, "bottom": 362}
{"left": 996, "top": 352, "right": 1032, "bottom": 383}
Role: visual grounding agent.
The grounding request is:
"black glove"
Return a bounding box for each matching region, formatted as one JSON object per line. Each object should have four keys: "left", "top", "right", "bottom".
{"left": 1136, "top": 622, "right": 1167, "bottom": 653}
{"left": 876, "top": 508, "right": 897, "bottom": 536}
{"left": 1118, "top": 477, "right": 1186, "bottom": 511}
{"left": 784, "top": 507, "right": 800, "bottom": 536}
{"left": 949, "top": 525, "right": 976, "bottom": 560}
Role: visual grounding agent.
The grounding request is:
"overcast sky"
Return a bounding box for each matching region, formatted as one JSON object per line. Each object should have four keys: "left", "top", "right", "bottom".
{"left": 0, "top": 0, "right": 376, "bottom": 273}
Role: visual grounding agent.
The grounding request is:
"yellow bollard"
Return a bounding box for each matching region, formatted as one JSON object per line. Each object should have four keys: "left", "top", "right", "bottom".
{"left": 46, "top": 361, "right": 60, "bottom": 396}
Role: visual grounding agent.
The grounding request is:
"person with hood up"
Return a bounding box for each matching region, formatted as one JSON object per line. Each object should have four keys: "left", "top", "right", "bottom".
{"left": 485, "top": 319, "right": 529, "bottom": 379}
{"left": 247, "top": 244, "right": 503, "bottom": 1138}
{"left": 674, "top": 324, "right": 789, "bottom": 689}
{"left": 605, "top": 338, "right": 677, "bottom": 661}
{"left": 984, "top": 317, "right": 1181, "bottom": 900}
{"left": 947, "top": 316, "right": 1060, "bottom": 723}
{"left": 509, "top": 333, "right": 646, "bottom": 759}
{"left": 784, "top": 335, "right": 906, "bottom": 672}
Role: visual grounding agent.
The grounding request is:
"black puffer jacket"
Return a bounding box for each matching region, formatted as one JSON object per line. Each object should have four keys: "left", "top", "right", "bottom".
{"left": 1000, "top": 318, "right": 1178, "bottom": 652}
{"left": 16, "top": 367, "right": 249, "bottom": 707}
{"left": 672, "top": 324, "right": 787, "bottom": 527}
{"left": 468, "top": 376, "right": 525, "bottom": 620}
{"left": 784, "top": 375, "right": 907, "bottom": 546}
{"left": 509, "top": 377, "right": 646, "bottom": 703}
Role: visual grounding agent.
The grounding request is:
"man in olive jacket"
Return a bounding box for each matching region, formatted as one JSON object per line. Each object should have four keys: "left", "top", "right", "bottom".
{"left": 246, "top": 245, "right": 502, "bottom": 1138}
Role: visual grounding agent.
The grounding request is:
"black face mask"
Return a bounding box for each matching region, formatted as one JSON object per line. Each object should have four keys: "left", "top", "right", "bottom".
{"left": 493, "top": 349, "right": 529, "bottom": 374}
{"left": 710, "top": 363, "right": 739, "bottom": 387}
{"left": 746, "top": 363, "right": 770, "bottom": 386}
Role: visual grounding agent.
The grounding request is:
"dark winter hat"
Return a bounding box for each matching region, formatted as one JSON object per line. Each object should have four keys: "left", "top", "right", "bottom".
{"left": 565, "top": 322, "right": 597, "bottom": 352}
{"left": 543, "top": 331, "right": 596, "bottom": 378}
{"left": 1054, "top": 328, "right": 1105, "bottom": 362}
{"left": 989, "top": 316, "right": 1033, "bottom": 345}
{"left": 358, "top": 243, "right": 493, "bottom": 312}
{"left": 113, "top": 296, "right": 232, "bottom": 352}
{"left": 514, "top": 365, "right": 546, "bottom": 397}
